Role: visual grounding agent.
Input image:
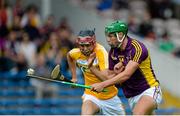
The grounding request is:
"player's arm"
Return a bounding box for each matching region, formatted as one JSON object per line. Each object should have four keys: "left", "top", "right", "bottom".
{"left": 102, "top": 60, "right": 139, "bottom": 86}
{"left": 88, "top": 49, "right": 112, "bottom": 81}
{"left": 91, "top": 61, "right": 139, "bottom": 92}
{"left": 91, "top": 41, "right": 148, "bottom": 92}
{"left": 89, "top": 67, "right": 112, "bottom": 81}
{"left": 67, "top": 52, "right": 77, "bottom": 83}
{"left": 102, "top": 40, "right": 148, "bottom": 86}
{"left": 90, "top": 61, "right": 125, "bottom": 79}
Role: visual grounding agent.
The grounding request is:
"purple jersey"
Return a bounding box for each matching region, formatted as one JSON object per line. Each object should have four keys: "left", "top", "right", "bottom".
{"left": 108, "top": 37, "right": 159, "bottom": 98}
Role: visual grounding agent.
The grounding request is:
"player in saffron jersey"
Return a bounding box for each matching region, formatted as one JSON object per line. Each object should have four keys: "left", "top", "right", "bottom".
{"left": 67, "top": 29, "right": 125, "bottom": 115}
{"left": 89, "top": 21, "right": 163, "bottom": 115}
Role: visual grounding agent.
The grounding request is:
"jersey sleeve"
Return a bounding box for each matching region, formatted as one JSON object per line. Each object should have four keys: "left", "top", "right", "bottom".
{"left": 68, "top": 48, "right": 80, "bottom": 60}
{"left": 131, "top": 40, "right": 148, "bottom": 64}
{"left": 108, "top": 49, "right": 115, "bottom": 70}
{"left": 96, "top": 47, "right": 108, "bottom": 70}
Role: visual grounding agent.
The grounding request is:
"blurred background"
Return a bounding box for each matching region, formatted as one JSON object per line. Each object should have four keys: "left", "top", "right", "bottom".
{"left": 0, "top": 0, "right": 180, "bottom": 114}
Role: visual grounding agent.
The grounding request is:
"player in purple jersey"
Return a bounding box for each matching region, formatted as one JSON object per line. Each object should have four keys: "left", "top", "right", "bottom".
{"left": 88, "top": 20, "right": 162, "bottom": 115}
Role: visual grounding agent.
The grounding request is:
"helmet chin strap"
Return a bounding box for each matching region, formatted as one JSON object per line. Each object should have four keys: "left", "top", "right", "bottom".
{"left": 116, "top": 32, "right": 126, "bottom": 48}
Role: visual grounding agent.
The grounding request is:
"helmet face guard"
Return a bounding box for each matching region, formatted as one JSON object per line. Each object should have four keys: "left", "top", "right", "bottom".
{"left": 77, "top": 29, "right": 96, "bottom": 56}
{"left": 105, "top": 21, "right": 128, "bottom": 48}
{"left": 77, "top": 36, "right": 95, "bottom": 45}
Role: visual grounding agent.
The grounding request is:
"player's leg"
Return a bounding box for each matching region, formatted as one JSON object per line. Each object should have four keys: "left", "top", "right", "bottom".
{"left": 129, "top": 86, "right": 162, "bottom": 115}
{"left": 81, "top": 100, "right": 99, "bottom": 115}
{"left": 100, "top": 95, "right": 125, "bottom": 115}
{"left": 132, "top": 95, "right": 156, "bottom": 115}
{"left": 81, "top": 94, "right": 101, "bottom": 115}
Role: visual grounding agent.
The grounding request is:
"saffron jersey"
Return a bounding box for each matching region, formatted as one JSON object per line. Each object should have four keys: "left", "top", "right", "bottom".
{"left": 109, "top": 37, "right": 159, "bottom": 98}
{"left": 69, "top": 43, "right": 118, "bottom": 100}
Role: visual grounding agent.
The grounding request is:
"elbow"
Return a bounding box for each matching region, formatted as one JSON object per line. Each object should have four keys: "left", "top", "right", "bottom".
{"left": 67, "top": 52, "right": 70, "bottom": 59}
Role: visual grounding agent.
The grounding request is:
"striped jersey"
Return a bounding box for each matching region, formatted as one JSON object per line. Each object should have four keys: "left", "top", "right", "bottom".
{"left": 69, "top": 43, "right": 118, "bottom": 100}
{"left": 109, "top": 37, "right": 159, "bottom": 98}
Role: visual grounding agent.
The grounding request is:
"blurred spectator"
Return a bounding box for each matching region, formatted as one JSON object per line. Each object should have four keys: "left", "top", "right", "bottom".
{"left": 21, "top": 4, "right": 41, "bottom": 40}
{"left": 8, "top": 31, "right": 27, "bottom": 71}
{"left": 0, "top": 30, "right": 6, "bottom": 57}
{"left": 5, "top": 31, "right": 19, "bottom": 57}
{"left": 58, "top": 28, "right": 74, "bottom": 48}
{"left": 112, "top": 0, "right": 128, "bottom": 10}
{"left": 30, "top": 53, "right": 59, "bottom": 99}
{"left": 21, "top": 4, "right": 41, "bottom": 28}
{"left": 138, "top": 11, "right": 156, "bottom": 40}
{"left": 13, "top": 0, "right": 24, "bottom": 17}
{"left": 18, "top": 32, "right": 37, "bottom": 67}
{"left": 0, "top": 31, "right": 16, "bottom": 71}
{"left": 147, "top": 0, "right": 175, "bottom": 19}
{"left": 0, "top": 0, "right": 12, "bottom": 38}
{"left": 96, "top": 0, "right": 112, "bottom": 11}
{"left": 128, "top": 14, "right": 139, "bottom": 34}
{"left": 23, "top": 21, "right": 40, "bottom": 41}
{"left": 112, "top": 0, "right": 129, "bottom": 20}
{"left": 173, "top": 47, "right": 180, "bottom": 58}
{"left": 96, "top": 0, "right": 113, "bottom": 18}
{"left": 158, "top": 31, "right": 175, "bottom": 52}
{"left": 39, "top": 32, "right": 61, "bottom": 70}
{"left": 40, "top": 15, "right": 55, "bottom": 40}
{"left": 11, "top": 15, "right": 23, "bottom": 41}
{"left": 1, "top": 30, "right": 27, "bottom": 71}
{"left": 11, "top": 15, "right": 22, "bottom": 31}
{"left": 57, "top": 27, "right": 75, "bottom": 79}
{"left": 58, "top": 17, "right": 71, "bottom": 32}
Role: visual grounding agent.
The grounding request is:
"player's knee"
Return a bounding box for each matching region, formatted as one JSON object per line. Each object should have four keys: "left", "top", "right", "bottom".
{"left": 81, "top": 100, "right": 99, "bottom": 115}
{"left": 132, "top": 108, "right": 147, "bottom": 115}
{"left": 132, "top": 106, "right": 155, "bottom": 115}
{"left": 81, "top": 110, "right": 92, "bottom": 115}
{"left": 81, "top": 107, "right": 99, "bottom": 115}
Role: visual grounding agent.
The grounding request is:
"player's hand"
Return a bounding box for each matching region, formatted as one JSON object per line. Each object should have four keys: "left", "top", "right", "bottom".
{"left": 71, "top": 78, "right": 77, "bottom": 83}
{"left": 88, "top": 52, "right": 96, "bottom": 68}
{"left": 114, "top": 62, "right": 125, "bottom": 74}
{"left": 91, "top": 83, "right": 105, "bottom": 93}
{"left": 70, "top": 78, "right": 78, "bottom": 88}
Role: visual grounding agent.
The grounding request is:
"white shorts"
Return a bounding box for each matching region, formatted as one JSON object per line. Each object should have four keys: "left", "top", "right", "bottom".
{"left": 82, "top": 94, "right": 125, "bottom": 115}
{"left": 128, "top": 86, "right": 162, "bottom": 110}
